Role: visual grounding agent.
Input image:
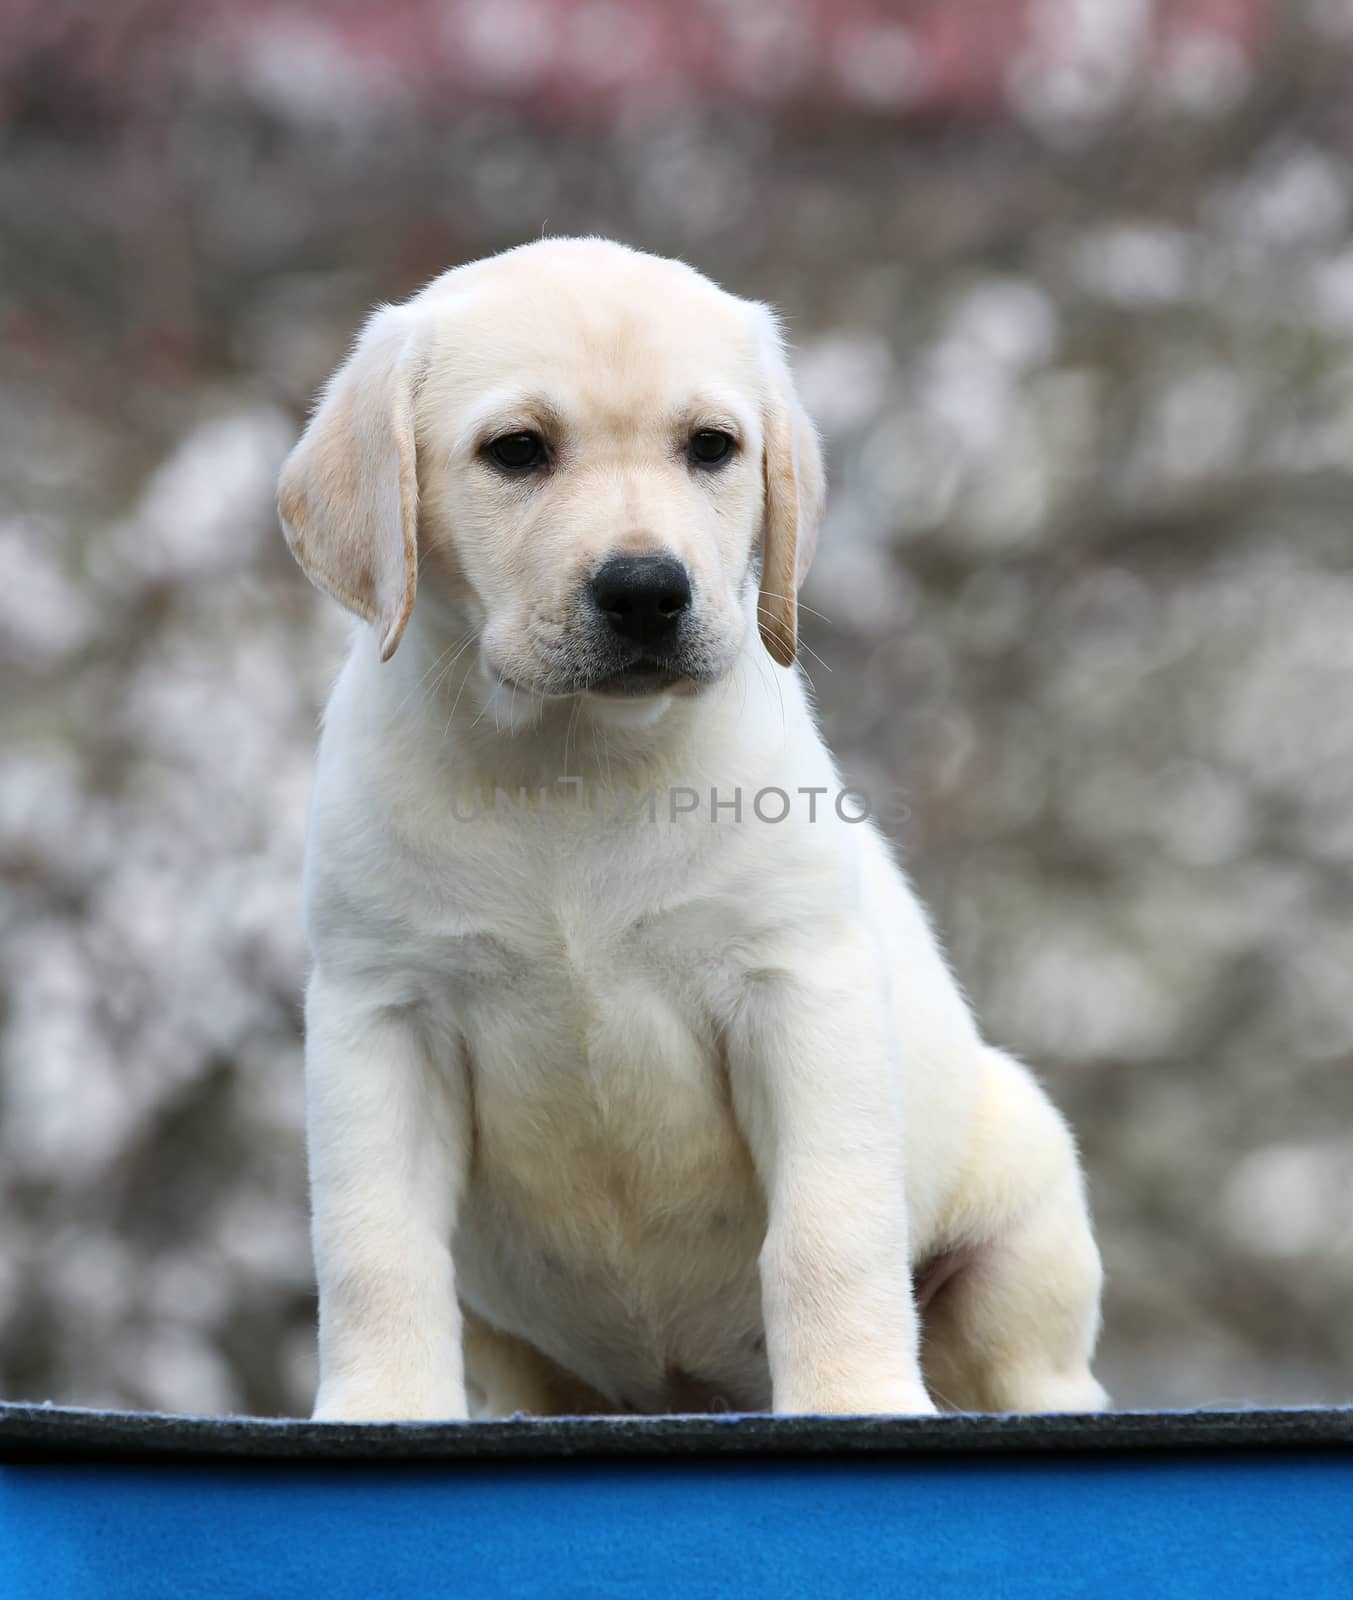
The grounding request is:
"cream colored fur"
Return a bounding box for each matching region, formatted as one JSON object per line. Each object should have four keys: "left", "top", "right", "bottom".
{"left": 279, "top": 237, "right": 1107, "bottom": 1420}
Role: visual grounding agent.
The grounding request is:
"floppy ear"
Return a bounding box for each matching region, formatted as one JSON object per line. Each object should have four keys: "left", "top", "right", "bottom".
{"left": 277, "top": 304, "right": 421, "bottom": 661}
{"left": 757, "top": 314, "right": 825, "bottom": 668}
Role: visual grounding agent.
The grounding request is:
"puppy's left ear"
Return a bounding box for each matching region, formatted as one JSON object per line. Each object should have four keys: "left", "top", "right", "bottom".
{"left": 756, "top": 311, "right": 825, "bottom": 668}
{"left": 278, "top": 303, "right": 421, "bottom": 662}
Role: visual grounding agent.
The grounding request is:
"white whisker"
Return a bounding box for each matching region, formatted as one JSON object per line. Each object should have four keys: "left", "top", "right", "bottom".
{"left": 392, "top": 631, "right": 474, "bottom": 722}
{"left": 755, "top": 590, "right": 835, "bottom": 626}
{"left": 757, "top": 606, "right": 832, "bottom": 673}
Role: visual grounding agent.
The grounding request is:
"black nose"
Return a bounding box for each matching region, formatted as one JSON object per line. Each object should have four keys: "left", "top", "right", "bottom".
{"left": 590, "top": 555, "right": 692, "bottom": 647}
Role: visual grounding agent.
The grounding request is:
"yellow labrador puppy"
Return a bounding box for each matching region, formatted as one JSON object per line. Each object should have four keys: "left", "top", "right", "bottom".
{"left": 279, "top": 237, "right": 1106, "bottom": 1420}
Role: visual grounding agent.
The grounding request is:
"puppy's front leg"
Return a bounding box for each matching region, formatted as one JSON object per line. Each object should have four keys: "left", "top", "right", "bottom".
{"left": 305, "top": 973, "right": 470, "bottom": 1421}
{"left": 728, "top": 934, "right": 935, "bottom": 1416}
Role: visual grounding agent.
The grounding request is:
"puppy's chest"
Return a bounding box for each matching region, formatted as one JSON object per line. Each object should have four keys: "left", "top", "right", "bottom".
{"left": 416, "top": 829, "right": 745, "bottom": 1183}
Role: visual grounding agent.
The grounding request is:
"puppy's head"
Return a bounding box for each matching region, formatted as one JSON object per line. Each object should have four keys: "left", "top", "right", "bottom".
{"left": 278, "top": 238, "right": 823, "bottom": 698}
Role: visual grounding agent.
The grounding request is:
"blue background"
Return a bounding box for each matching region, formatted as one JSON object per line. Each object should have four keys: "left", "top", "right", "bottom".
{"left": 3, "top": 1450, "right": 1351, "bottom": 1599}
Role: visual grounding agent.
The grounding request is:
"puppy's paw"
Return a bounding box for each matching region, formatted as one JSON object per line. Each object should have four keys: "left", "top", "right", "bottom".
{"left": 312, "top": 1379, "right": 470, "bottom": 1423}
{"left": 993, "top": 1369, "right": 1109, "bottom": 1415}
{"left": 874, "top": 1383, "right": 939, "bottom": 1418}
{"left": 775, "top": 1376, "right": 938, "bottom": 1417}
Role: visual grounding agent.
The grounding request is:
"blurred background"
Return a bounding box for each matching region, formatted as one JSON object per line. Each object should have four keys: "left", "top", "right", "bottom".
{"left": 3, "top": 0, "right": 1353, "bottom": 1418}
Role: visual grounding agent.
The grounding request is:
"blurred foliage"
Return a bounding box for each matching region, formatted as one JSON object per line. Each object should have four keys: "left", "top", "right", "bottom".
{"left": 3, "top": 0, "right": 1353, "bottom": 1414}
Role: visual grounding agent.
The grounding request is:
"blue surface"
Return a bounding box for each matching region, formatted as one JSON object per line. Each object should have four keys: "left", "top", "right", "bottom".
{"left": 2, "top": 1451, "right": 1351, "bottom": 1599}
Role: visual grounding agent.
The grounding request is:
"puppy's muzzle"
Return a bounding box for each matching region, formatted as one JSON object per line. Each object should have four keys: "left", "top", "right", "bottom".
{"left": 589, "top": 555, "right": 692, "bottom": 650}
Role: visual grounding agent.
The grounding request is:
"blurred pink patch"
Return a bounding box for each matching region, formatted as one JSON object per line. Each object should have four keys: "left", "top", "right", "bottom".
{"left": 0, "top": 0, "right": 1276, "bottom": 129}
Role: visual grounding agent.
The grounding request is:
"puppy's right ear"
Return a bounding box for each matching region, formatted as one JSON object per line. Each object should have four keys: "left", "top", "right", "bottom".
{"left": 278, "top": 305, "right": 420, "bottom": 661}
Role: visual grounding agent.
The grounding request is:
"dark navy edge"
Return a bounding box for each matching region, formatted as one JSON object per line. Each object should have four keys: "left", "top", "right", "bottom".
{"left": 2, "top": 1403, "right": 1352, "bottom": 1465}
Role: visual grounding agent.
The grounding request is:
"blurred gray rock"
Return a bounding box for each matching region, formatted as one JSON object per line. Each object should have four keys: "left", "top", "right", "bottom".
{"left": 3, "top": 13, "right": 1353, "bottom": 1416}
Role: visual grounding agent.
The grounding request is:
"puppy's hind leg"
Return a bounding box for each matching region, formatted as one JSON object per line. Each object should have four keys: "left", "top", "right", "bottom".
{"left": 922, "top": 1049, "right": 1108, "bottom": 1416}
{"left": 462, "top": 1309, "right": 615, "bottom": 1419}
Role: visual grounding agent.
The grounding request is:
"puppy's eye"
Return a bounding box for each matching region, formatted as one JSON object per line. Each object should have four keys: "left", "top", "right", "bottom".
{"left": 689, "top": 429, "right": 735, "bottom": 467}
{"left": 487, "top": 431, "right": 547, "bottom": 472}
